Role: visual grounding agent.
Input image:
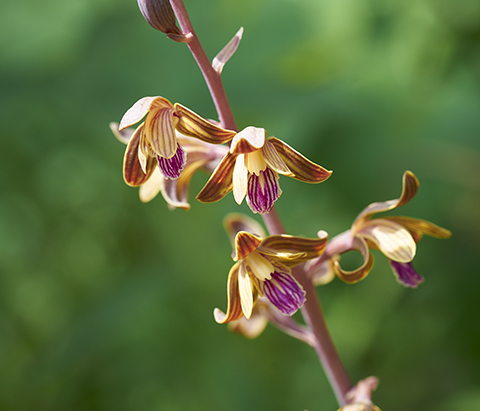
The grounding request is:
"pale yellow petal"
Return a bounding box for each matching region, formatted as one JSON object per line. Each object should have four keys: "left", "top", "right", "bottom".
{"left": 119, "top": 96, "right": 172, "bottom": 130}
{"left": 244, "top": 252, "right": 274, "bottom": 281}
{"left": 238, "top": 263, "right": 254, "bottom": 319}
{"left": 232, "top": 154, "right": 248, "bottom": 204}
{"left": 139, "top": 168, "right": 164, "bottom": 203}
{"left": 360, "top": 219, "right": 416, "bottom": 263}
{"left": 230, "top": 126, "right": 266, "bottom": 154}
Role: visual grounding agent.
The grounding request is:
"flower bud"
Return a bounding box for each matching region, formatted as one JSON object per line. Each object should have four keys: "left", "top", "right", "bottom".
{"left": 137, "top": 0, "right": 182, "bottom": 36}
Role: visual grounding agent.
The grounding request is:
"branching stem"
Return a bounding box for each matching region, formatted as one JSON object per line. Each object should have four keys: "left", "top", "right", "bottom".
{"left": 169, "top": 0, "right": 351, "bottom": 405}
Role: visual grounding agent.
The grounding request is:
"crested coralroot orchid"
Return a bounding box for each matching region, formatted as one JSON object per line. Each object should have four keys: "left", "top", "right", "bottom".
{"left": 214, "top": 214, "right": 328, "bottom": 323}
{"left": 118, "top": 96, "right": 236, "bottom": 182}
{"left": 221, "top": 213, "right": 317, "bottom": 344}
{"left": 196, "top": 126, "right": 332, "bottom": 214}
{"left": 111, "top": 122, "right": 228, "bottom": 210}
{"left": 306, "top": 171, "right": 451, "bottom": 287}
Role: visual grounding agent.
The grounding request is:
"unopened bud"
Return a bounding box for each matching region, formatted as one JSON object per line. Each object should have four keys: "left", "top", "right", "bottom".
{"left": 137, "top": 0, "right": 183, "bottom": 37}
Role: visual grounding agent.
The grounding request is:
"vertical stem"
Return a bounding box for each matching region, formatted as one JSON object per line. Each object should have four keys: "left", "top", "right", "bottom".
{"left": 168, "top": 0, "right": 351, "bottom": 406}
{"left": 169, "top": 0, "right": 238, "bottom": 131}
{"left": 295, "top": 268, "right": 351, "bottom": 406}
{"left": 264, "top": 209, "right": 351, "bottom": 406}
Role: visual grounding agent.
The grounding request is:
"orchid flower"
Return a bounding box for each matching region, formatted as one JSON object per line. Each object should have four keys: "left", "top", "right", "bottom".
{"left": 306, "top": 171, "right": 451, "bottom": 287}
{"left": 221, "top": 214, "right": 316, "bottom": 344}
{"left": 214, "top": 213, "right": 328, "bottom": 323}
{"left": 111, "top": 123, "right": 228, "bottom": 210}
{"left": 196, "top": 126, "right": 332, "bottom": 214}
{"left": 118, "top": 96, "right": 235, "bottom": 182}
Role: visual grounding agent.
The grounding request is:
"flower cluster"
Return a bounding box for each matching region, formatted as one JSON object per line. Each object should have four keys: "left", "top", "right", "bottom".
{"left": 114, "top": 98, "right": 331, "bottom": 214}
{"left": 112, "top": 3, "right": 454, "bottom": 409}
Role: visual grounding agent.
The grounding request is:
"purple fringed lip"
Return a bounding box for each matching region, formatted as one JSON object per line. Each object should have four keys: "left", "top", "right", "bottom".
{"left": 157, "top": 143, "right": 187, "bottom": 179}
{"left": 262, "top": 271, "right": 306, "bottom": 316}
{"left": 246, "top": 168, "right": 282, "bottom": 214}
{"left": 390, "top": 260, "right": 424, "bottom": 288}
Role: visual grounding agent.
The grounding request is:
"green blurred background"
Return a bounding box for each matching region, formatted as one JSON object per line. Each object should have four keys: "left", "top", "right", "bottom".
{"left": 1, "top": 0, "right": 479, "bottom": 409}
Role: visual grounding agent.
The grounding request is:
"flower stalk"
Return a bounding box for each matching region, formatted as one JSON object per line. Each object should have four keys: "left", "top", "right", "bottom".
{"left": 167, "top": 0, "right": 351, "bottom": 405}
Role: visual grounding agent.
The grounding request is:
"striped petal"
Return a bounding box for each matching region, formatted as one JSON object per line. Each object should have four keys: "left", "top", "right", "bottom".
{"left": 383, "top": 216, "right": 452, "bottom": 242}
{"left": 262, "top": 139, "right": 292, "bottom": 176}
{"left": 230, "top": 126, "right": 266, "bottom": 155}
{"left": 354, "top": 171, "right": 419, "bottom": 226}
{"left": 259, "top": 231, "right": 328, "bottom": 264}
{"left": 123, "top": 124, "right": 156, "bottom": 187}
{"left": 233, "top": 231, "right": 262, "bottom": 261}
{"left": 119, "top": 96, "right": 172, "bottom": 130}
{"left": 145, "top": 107, "right": 177, "bottom": 158}
{"left": 196, "top": 151, "right": 236, "bottom": 203}
{"left": 174, "top": 104, "right": 236, "bottom": 144}
{"left": 214, "top": 262, "right": 244, "bottom": 324}
{"left": 334, "top": 237, "right": 375, "bottom": 284}
{"left": 268, "top": 137, "right": 332, "bottom": 183}
{"left": 232, "top": 154, "right": 248, "bottom": 205}
{"left": 223, "top": 213, "right": 266, "bottom": 247}
{"left": 360, "top": 219, "right": 416, "bottom": 263}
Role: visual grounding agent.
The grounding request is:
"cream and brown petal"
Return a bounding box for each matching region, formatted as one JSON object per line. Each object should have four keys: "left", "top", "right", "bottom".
{"left": 215, "top": 230, "right": 328, "bottom": 323}
{"left": 118, "top": 96, "right": 235, "bottom": 180}
{"left": 197, "top": 126, "right": 331, "bottom": 214}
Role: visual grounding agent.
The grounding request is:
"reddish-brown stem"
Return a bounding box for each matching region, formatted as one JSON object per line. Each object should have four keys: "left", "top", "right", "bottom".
{"left": 264, "top": 210, "right": 351, "bottom": 406}
{"left": 168, "top": 0, "right": 351, "bottom": 406}
{"left": 169, "top": 0, "right": 238, "bottom": 131}
{"left": 294, "top": 267, "right": 351, "bottom": 405}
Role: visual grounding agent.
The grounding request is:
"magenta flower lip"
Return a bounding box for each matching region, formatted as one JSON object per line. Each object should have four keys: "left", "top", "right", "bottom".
{"left": 214, "top": 224, "right": 328, "bottom": 324}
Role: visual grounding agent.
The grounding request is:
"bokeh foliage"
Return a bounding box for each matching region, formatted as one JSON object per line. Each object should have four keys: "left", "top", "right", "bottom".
{"left": 1, "top": 0, "right": 479, "bottom": 410}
